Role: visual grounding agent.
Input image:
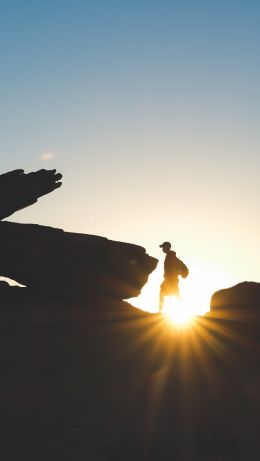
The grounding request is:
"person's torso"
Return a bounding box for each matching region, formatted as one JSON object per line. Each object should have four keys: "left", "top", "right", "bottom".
{"left": 164, "top": 251, "right": 179, "bottom": 279}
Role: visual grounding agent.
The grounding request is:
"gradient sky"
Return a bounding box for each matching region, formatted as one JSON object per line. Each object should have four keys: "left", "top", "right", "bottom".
{"left": 1, "top": 0, "right": 259, "bottom": 310}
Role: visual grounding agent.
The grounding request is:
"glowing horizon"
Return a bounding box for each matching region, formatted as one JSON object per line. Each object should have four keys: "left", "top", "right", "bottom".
{"left": 129, "top": 257, "right": 238, "bottom": 318}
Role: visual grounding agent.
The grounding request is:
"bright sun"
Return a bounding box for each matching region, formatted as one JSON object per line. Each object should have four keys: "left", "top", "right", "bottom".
{"left": 163, "top": 296, "right": 194, "bottom": 327}
{"left": 128, "top": 260, "right": 235, "bottom": 324}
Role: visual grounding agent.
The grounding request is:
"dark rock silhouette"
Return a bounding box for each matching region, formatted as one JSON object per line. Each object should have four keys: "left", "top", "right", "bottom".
{"left": 210, "top": 281, "right": 260, "bottom": 318}
{"left": 0, "top": 221, "right": 157, "bottom": 299}
{"left": 0, "top": 168, "right": 260, "bottom": 460}
{"left": 0, "top": 169, "right": 157, "bottom": 299}
{"left": 1, "top": 289, "right": 260, "bottom": 460}
{"left": 0, "top": 168, "right": 62, "bottom": 220}
{"left": 207, "top": 282, "right": 260, "bottom": 367}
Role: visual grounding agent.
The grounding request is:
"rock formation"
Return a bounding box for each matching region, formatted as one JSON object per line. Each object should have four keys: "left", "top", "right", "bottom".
{"left": 0, "top": 168, "right": 62, "bottom": 220}
{"left": 0, "top": 221, "right": 157, "bottom": 299}
{"left": 209, "top": 281, "right": 260, "bottom": 319}
{"left": 0, "top": 169, "right": 157, "bottom": 299}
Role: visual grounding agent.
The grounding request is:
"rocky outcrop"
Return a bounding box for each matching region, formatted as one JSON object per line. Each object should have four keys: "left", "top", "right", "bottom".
{"left": 0, "top": 168, "right": 157, "bottom": 299}
{"left": 0, "top": 168, "right": 62, "bottom": 220}
{"left": 209, "top": 282, "right": 260, "bottom": 319}
{"left": 0, "top": 221, "right": 157, "bottom": 299}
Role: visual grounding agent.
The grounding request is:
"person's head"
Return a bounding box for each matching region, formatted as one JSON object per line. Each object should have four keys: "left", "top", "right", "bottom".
{"left": 159, "top": 241, "right": 171, "bottom": 254}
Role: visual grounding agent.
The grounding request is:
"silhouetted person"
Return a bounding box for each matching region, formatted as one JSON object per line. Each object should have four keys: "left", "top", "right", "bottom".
{"left": 159, "top": 241, "right": 189, "bottom": 313}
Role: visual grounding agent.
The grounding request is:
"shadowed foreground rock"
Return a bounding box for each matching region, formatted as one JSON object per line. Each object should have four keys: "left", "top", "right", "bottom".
{"left": 0, "top": 285, "right": 260, "bottom": 460}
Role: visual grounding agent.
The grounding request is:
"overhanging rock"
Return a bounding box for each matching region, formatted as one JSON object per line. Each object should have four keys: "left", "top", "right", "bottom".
{"left": 0, "top": 221, "right": 157, "bottom": 299}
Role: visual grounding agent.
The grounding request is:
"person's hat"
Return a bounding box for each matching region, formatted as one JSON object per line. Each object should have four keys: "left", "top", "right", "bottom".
{"left": 159, "top": 241, "right": 171, "bottom": 248}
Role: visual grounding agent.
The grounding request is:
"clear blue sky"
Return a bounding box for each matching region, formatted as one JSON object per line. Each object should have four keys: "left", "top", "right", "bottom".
{"left": 1, "top": 0, "right": 259, "bottom": 308}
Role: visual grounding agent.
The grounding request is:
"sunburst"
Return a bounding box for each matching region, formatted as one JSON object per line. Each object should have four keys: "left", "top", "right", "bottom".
{"left": 163, "top": 296, "right": 194, "bottom": 327}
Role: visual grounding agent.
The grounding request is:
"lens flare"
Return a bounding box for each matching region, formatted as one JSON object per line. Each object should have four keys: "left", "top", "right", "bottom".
{"left": 163, "top": 296, "right": 194, "bottom": 327}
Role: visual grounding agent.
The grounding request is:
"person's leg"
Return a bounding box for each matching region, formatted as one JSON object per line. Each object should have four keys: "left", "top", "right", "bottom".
{"left": 159, "top": 282, "right": 166, "bottom": 313}
{"left": 159, "top": 290, "right": 164, "bottom": 313}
